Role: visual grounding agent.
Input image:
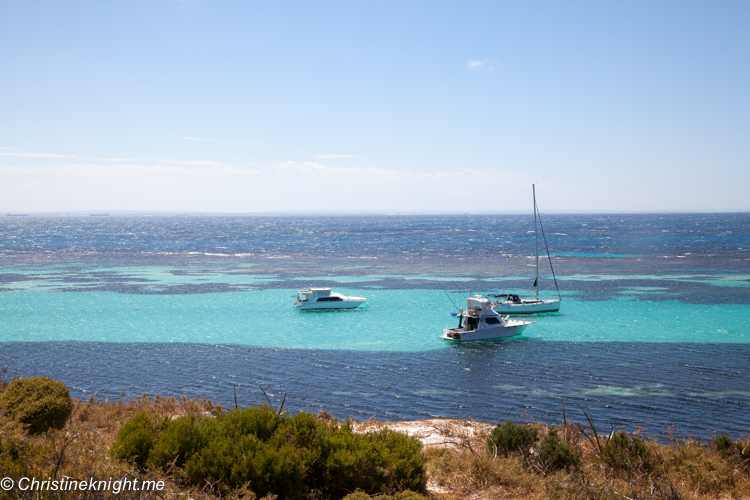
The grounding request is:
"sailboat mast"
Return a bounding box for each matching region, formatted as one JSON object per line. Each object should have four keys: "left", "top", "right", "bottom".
{"left": 533, "top": 184, "right": 539, "bottom": 300}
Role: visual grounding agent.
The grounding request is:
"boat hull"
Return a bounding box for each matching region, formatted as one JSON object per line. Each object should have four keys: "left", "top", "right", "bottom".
{"left": 294, "top": 300, "right": 365, "bottom": 310}
{"left": 492, "top": 299, "right": 560, "bottom": 314}
{"left": 440, "top": 321, "right": 530, "bottom": 342}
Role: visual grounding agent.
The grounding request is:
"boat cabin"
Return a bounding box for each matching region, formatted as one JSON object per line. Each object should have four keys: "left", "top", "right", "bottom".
{"left": 294, "top": 288, "right": 366, "bottom": 310}
{"left": 456, "top": 296, "right": 508, "bottom": 331}
{"left": 296, "top": 288, "right": 344, "bottom": 303}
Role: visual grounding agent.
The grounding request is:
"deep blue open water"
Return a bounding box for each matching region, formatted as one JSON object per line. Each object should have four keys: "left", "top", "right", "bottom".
{"left": 1, "top": 213, "right": 749, "bottom": 439}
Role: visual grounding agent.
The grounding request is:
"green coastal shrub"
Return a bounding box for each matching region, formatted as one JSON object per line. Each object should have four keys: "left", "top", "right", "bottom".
{"left": 110, "top": 404, "right": 426, "bottom": 498}
{"left": 321, "top": 426, "right": 426, "bottom": 497}
{"left": 111, "top": 411, "right": 171, "bottom": 469}
{"left": 534, "top": 428, "right": 581, "bottom": 473}
{"left": 220, "top": 404, "right": 283, "bottom": 442}
{"left": 602, "top": 431, "right": 654, "bottom": 473}
{"left": 0, "top": 377, "right": 73, "bottom": 434}
{"left": 713, "top": 433, "right": 734, "bottom": 460}
{"left": 184, "top": 431, "right": 306, "bottom": 498}
{"left": 147, "top": 413, "right": 208, "bottom": 469}
{"left": 486, "top": 420, "right": 539, "bottom": 456}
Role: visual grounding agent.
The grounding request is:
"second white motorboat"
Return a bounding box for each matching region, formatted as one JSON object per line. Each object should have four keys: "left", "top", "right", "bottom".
{"left": 293, "top": 288, "right": 366, "bottom": 310}
{"left": 441, "top": 295, "right": 532, "bottom": 342}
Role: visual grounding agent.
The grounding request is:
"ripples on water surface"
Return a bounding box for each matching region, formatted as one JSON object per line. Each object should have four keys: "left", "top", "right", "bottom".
{"left": 1, "top": 214, "right": 749, "bottom": 438}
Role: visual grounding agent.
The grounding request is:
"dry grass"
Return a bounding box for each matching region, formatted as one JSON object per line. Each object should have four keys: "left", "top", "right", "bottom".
{"left": 419, "top": 420, "right": 750, "bottom": 500}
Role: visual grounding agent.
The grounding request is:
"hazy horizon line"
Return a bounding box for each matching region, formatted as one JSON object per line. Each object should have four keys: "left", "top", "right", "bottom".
{"left": 3, "top": 209, "right": 749, "bottom": 217}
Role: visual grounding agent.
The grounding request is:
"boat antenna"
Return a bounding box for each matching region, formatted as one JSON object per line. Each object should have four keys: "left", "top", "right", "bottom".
{"left": 450, "top": 280, "right": 468, "bottom": 300}
{"left": 533, "top": 189, "right": 562, "bottom": 301}
{"left": 418, "top": 237, "right": 460, "bottom": 311}
{"left": 439, "top": 280, "right": 460, "bottom": 311}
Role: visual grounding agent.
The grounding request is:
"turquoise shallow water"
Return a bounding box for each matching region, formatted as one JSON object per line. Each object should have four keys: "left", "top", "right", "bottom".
{"left": 2, "top": 274, "right": 749, "bottom": 349}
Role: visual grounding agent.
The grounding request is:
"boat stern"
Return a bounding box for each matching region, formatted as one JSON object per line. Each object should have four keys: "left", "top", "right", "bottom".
{"left": 440, "top": 328, "right": 462, "bottom": 341}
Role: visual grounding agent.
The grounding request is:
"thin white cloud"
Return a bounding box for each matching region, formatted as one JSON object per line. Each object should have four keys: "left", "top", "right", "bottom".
{"left": 0, "top": 146, "right": 14, "bottom": 150}
{"left": 0, "top": 152, "right": 66, "bottom": 158}
{"left": 313, "top": 154, "right": 356, "bottom": 159}
{"left": 467, "top": 60, "right": 494, "bottom": 70}
{"left": 181, "top": 137, "right": 220, "bottom": 142}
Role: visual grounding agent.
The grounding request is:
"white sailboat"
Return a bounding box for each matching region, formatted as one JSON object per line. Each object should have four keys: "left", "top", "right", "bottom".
{"left": 491, "top": 185, "right": 562, "bottom": 314}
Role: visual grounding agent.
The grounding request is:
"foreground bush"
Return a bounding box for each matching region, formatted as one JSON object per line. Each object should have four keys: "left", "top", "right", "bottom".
{"left": 603, "top": 431, "right": 654, "bottom": 474}
{"left": 486, "top": 420, "right": 539, "bottom": 456}
{"left": 111, "top": 405, "right": 426, "bottom": 498}
{"left": 0, "top": 377, "right": 73, "bottom": 434}
{"left": 110, "top": 411, "right": 173, "bottom": 469}
{"left": 713, "top": 433, "right": 734, "bottom": 460}
{"left": 534, "top": 429, "right": 580, "bottom": 473}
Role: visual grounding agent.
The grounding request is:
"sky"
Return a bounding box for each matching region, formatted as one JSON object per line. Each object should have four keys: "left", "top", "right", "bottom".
{"left": 1, "top": 0, "right": 749, "bottom": 213}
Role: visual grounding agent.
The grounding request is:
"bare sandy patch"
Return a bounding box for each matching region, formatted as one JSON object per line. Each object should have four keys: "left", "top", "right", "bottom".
{"left": 352, "top": 417, "right": 494, "bottom": 449}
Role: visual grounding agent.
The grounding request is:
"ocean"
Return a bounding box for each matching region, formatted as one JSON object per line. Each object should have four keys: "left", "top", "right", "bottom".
{"left": 1, "top": 213, "right": 749, "bottom": 439}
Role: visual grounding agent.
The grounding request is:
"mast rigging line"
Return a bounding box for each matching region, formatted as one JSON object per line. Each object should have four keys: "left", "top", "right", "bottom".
{"left": 419, "top": 237, "right": 461, "bottom": 311}
{"left": 533, "top": 194, "right": 562, "bottom": 301}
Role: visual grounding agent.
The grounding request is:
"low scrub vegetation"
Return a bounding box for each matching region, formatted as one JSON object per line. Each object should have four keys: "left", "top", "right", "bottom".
{"left": 0, "top": 376, "right": 73, "bottom": 434}
{"left": 111, "top": 405, "right": 426, "bottom": 498}
{"left": 426, "top": 419, "right": 750, "bottom": 499}
{"left": 486, "top": 420, "right": 539, "bottom": 457}
{"left": 1, "top": 376, "right": 749, "bottom": 499}
{"left": 602, "top": 430, "right": 654, "bottom": 474}
{"left": 533, "top": 427, "right": 581, "bottom": 473}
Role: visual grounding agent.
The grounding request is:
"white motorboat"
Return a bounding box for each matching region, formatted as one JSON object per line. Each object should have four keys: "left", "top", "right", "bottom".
{"left": 441, "top": 295, "right": 532, "bottom": 342}
{"left": 492, "top": 184, "right": 562, "bottom": 314}
{"left": 293, "top": 288, "right": 366, "bottom": 310}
